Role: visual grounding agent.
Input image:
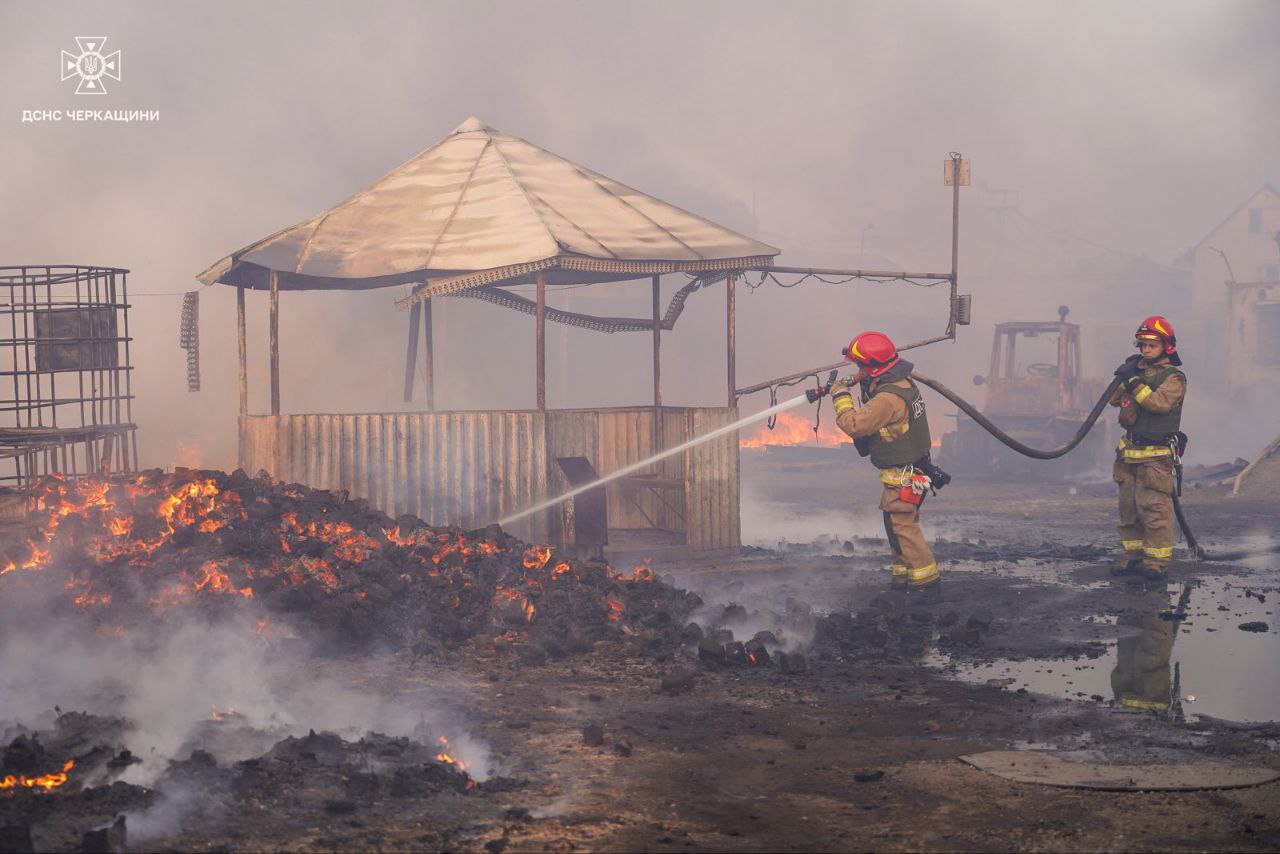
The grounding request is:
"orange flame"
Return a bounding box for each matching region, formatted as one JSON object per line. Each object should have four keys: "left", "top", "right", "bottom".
{"left": 631, "top": 558, "right": 655, "bottom": 582}
{"left": 522, "top": 545, "right": 552, "bottom": 570}
{"left": 739, "top": 410, "right": 851, "bottom": 449}
{"left": 195, "top": 561, "right": 253, "bottom": 599}
{"left": 0, "top": 759, "right": 74, "bottom": 793}
{"left": 435, "top": 736, "right": 478, "bottom": 788}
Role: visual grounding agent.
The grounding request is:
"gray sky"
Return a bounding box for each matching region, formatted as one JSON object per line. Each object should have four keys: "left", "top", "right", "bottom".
{"left": 2, "top": 1, "right": 1277, "bottom": 467}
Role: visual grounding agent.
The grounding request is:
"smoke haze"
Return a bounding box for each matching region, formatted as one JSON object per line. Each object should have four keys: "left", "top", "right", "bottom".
{"left": 2, "top": 1, "right": 1277, "bottom": 467}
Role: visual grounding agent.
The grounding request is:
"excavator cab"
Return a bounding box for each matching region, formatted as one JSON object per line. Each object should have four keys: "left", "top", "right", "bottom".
{"left": 940, "top": 306, "right": 1111, "bottom": 478}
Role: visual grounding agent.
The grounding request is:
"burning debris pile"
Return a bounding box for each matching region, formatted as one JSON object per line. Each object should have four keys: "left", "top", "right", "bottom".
{"left": 0, "top": 710, "right": 495, "bottom": 853}
{"left": 0, "top": 469, "right": 699, "bottom": 656}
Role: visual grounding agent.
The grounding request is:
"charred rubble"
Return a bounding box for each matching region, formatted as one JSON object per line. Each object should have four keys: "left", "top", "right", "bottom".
{"left": 0, "top": 469, "right": 836, "bottom": 851}
{"left": 0, "top": 469, "right": 701, "bottom": 657}
{"left": 0, "top": 710, "right": 496, "bottom": 853}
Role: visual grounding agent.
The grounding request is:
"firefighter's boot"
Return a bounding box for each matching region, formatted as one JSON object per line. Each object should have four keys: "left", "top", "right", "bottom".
{"left": 906, "top": 562, "right": 940, "bottom": 590}
{"left": 890, "top": 562, "right": 908, "bottom": 588}
{"left": 1140, "top": 560, "right": 1168, "bottom": 584}
{"left": 1110, "top": 556, "right": 1142, "bottom": 577}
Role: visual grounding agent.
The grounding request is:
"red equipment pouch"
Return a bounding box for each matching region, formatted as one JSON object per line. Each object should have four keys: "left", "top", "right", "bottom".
{"left": 898, "top": 472, "right": 930, "bottom": 506}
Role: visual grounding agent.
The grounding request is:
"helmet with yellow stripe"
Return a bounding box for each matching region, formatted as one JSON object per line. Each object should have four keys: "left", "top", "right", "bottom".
{"left": 842, "top": 331, "right": 899, "bottom": 378}
{"left": 1134, "top": 315, "right": 1181, "bottom": 366}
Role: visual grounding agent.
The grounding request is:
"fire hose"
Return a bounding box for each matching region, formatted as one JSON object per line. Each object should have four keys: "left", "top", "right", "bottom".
{"left": 804, "top": 369, "right": 1279, "bottom": 562}
{"left": 908, "top": 369, "right": 1123, "bottom": 461}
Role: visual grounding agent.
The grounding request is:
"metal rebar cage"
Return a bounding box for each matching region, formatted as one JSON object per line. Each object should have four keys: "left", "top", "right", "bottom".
{"left": 0, "top": 265, "right": 138, "bottom": 487}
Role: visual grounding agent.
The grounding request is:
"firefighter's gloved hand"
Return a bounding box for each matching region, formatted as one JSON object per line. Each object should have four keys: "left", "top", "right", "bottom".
{"left": 1114, "top": 357, "right": 1141, "bottom": 382}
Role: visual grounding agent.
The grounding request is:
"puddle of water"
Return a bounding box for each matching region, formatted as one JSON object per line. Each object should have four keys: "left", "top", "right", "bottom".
{"left": 930, "top": 575, "right": 1280, "bottom": 723}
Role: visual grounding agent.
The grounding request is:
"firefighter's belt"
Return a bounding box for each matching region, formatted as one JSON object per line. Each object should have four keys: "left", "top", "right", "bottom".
{"left": 879, "top": 466, "right": 914, "bottom": 486}
{"left": 1117, "top": 438, "right": 1172, "bottom": 460}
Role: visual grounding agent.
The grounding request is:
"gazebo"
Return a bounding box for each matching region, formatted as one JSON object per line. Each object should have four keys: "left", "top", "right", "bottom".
{"left": 198, "top": 118, "right": 781, "bottom": 552}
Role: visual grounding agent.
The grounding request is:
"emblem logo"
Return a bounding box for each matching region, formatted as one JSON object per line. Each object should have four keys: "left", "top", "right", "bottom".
{"left": 61, "top": 37, "right": 121, "bottom": 95}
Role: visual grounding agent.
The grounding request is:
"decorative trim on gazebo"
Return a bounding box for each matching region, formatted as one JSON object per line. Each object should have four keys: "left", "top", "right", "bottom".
{"left": 392, "top": 254, "right": 777, "bottom": 308}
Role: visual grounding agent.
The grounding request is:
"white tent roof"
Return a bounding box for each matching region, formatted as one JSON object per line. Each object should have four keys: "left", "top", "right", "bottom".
{"left": 198, "top": 117, "right": 778, "bottom": 291}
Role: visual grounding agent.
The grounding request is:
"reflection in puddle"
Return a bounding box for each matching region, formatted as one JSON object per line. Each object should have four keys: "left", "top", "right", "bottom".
{"left": 930, "top": 575, "right": 1280, "bottom": 723}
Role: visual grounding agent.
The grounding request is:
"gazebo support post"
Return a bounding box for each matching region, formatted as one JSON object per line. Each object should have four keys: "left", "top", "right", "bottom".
{"left": 269, "top": 270, "right": 280, "bottom": 416}
{"left": 536, "top": 270, "right": 546, "bottom": 410}
{"left": 422, "top": 296, "right": 435, "bottom": 411}
{"left": 652, "top": 274, "right": 662, "bottom": 455}
{"left": 403, "top": 301, "right": 420, "bottom": 403}
{"left": 726, "top": 271, "right": 736, "bottom": 407}
{"left": 236, "top": 285, "right": 247, "bottom": 416}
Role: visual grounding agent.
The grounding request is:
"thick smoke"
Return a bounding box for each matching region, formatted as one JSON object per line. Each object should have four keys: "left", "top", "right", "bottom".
{"left": 0, "top": 591, "right": 493, "bottom": 785}
{"left": 1, "top": 1, "right": 1276, "bottom": 472}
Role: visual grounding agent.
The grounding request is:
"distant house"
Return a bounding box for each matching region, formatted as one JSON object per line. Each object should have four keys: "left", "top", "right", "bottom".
{"left": 1188, "top": 184, "right": 1280, "bottom": 396}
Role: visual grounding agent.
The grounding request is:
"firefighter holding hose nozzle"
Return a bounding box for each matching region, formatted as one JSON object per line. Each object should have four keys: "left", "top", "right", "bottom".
{"left": 1109, "top": 315, "right": 1187, "bottom": 581}
{"left": 825, "top": 332, "right": 942, "bottom": 590}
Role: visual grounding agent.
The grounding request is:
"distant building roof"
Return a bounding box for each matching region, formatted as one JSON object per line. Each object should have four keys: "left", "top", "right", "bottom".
{"left": 1189, "top": 183, "right": 1280, "bottom": 253}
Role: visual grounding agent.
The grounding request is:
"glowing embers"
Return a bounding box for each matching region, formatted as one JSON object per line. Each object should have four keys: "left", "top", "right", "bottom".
{"left": 522, "top": 545, "right": 552, "bottom": 570}
{"left": 65, "top": 578, "right": 112, "bottom": 610}
{"left": 493, "top": 584, "right": 537, "bottom": 624}
{"left": 365, "top": 526, "right": 503, "bottom": 571}
{"left": 279, "top": 512, "right": 380, "bottom": 563}
{"left": 0, "top": 468, "right": 695, "bottom": 655}
{"left": 629, "top": 557, "right": 656, "bottom": 582}
{"left": 0, "top": 759, "right": 75, "bottom": 794}
{"left": 210, "top": 704, "right": 240, "bottom": 722}
{"left": 739, "top": 409, "right": 851, "bottom": 449}
{"left": 148, "top": 560, "right": 255, "bottom": 615}
{"left": 5, "top": 473, "right": 248, "bottom": 574}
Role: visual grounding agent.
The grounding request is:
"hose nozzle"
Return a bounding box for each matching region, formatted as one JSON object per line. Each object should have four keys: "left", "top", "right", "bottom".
{"left": 806, "top": 370, "right": 839, "bottom": 403}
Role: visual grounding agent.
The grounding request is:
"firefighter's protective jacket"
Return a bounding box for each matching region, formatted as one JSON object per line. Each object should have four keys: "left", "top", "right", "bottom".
{"left": 834, "top": 380, "right": 906, "bottom": 440}
{"left": 1109, "top": 355, "right": 1186, "bottom": 441}
{"left": 833, "top": 359, "right": 931, "bottom": 468}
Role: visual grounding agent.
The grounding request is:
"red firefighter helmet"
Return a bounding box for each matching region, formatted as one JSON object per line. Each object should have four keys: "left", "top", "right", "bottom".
{"left": 843, "top": 331, "right": 900, "bottom": 378}
{"left": 1134, "top": 315, "right": 1180, "bottom": 365}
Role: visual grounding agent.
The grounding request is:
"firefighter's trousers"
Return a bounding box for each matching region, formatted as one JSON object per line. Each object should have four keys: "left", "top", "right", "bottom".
{"left": 1114, "top": 457, "right": 1176, "bottom": 570}
{"left": 879, "top": 482, "right": 937, "bottom": 584}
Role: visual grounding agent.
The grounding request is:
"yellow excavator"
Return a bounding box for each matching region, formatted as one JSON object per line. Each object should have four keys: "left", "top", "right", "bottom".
{"left": 938, "top": 306, "right": 1112, "bottom": 478}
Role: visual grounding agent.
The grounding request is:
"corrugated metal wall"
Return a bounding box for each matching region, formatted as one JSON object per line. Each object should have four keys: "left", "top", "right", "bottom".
{"left": 685, "top": 407, "right": 740, "bottom": 551}
{"left": 240, "top": 412, "right": 549, "bottom": 543}
{"left": 239, "top": 406, "right": 738, "bottom": 550}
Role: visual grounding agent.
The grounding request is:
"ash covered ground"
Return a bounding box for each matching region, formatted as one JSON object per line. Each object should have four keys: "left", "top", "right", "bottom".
{"left": 2, "top": 464, "right": 1279, "bottom": 851}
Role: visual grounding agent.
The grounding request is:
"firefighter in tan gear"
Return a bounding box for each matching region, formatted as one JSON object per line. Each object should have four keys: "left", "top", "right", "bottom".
{"left": 829, "top": 331, "right": 939, "bottom": 589}
{"left": 1109, "top": 315, "right": 1187, "bottom": 580}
